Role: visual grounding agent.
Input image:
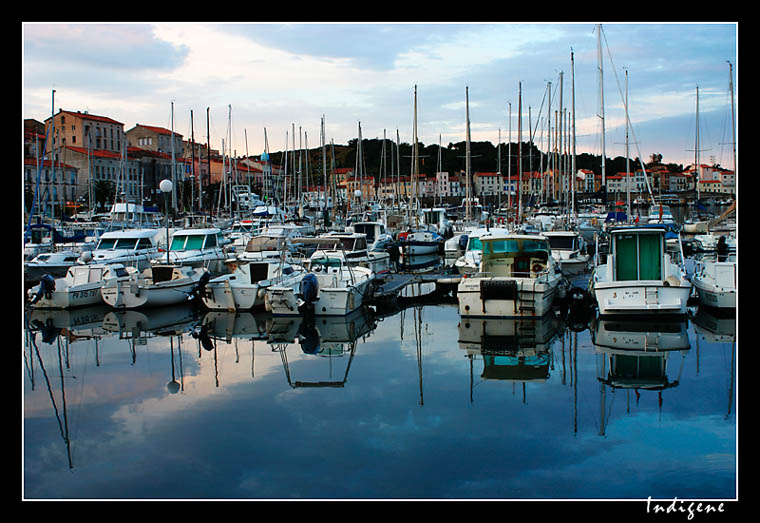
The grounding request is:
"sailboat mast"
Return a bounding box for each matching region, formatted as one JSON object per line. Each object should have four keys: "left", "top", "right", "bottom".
{"left": 695, "top": 85, "right": 701, "bottom": 200}
{"left": 728, "top": 61, "right": 736, "bottom": 199}
{"left": 598, "top": 24, "right": 607, "bottom": 198}
{"left": 625, "top": 69, "right": 631, "bottom": 222}
{"left": 518, "top": 81, "right": 522, "bottom": 224}
{"left": 571, "top": 48, "right": 577, "bottom": 219}
{"left": 412, "top": 85, "right": 419, "bottom": 226}
{"left": 465, "top": 86, "right": 471, "bottom": 223}
{"left": 508, "top": 102, "right": 512, "bottom": 213}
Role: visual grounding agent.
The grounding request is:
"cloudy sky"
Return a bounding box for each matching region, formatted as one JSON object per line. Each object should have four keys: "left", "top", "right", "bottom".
{"left": 22, "top": 22, "right": 737, "bottom": 168}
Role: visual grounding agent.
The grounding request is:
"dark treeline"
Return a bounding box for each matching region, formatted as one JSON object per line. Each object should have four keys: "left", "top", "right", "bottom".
{"left": 268, "top": 138, "right": 685, "bottom": 186}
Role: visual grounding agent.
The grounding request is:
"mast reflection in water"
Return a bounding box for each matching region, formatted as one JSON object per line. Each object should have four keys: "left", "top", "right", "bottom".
{"left": 24, "top": 298, "right": 736, "bottom": 500}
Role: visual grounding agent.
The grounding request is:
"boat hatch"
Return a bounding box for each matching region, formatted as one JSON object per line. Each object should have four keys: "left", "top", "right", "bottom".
{"left": 614, "top": 232, "right": 662, "bottom": 281}
{"left": 151, "top": 266, "right": 176, "bottom": 283}
{"left": 249, "top": 263, "right": 270, "bottom": 284}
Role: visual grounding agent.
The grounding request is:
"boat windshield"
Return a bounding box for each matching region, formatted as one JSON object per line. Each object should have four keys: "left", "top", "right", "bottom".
{"left": 482, "top": 238, "right": 550, "bottom": 255}
{"left": 547, "top": 236, "right": 576, "bottom": 250}
{"left": 171, "top": 235, "right": 205, "bottom": 251}
{"left": 312, "top": 257, "right": 342, "bottom": 269}
{"left": 466, "top": 237, "right": 483, "bottom": 252}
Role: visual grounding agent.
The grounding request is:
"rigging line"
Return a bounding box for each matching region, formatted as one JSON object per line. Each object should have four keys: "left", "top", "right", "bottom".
{"left": 600, "top": 26, "right": 655, "bottom": 204}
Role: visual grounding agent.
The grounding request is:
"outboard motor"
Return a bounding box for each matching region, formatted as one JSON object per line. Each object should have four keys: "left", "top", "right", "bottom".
{"left": 296, "top": 273, "right": 319, "bottom": 313}
{"left": 458, "top": 234, "right": 469, "bottom": 252}
{"left": 717, "top": 235, "right": 729, "bottom": 257}
{"left": 29, "top": 274, "right": 55, "bottom": 305}
{"left": 186, "top": 271, "right": 212, "bottom": 302}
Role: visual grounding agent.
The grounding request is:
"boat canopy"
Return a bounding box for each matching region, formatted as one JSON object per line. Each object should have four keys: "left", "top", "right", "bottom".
{"left": 612, "top": 228, "right": 664, "bottom": 281}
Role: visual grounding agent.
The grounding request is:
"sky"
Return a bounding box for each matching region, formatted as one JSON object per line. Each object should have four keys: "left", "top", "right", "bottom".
{"left": 22, "top": 22, "right": 738, "bottom": 169}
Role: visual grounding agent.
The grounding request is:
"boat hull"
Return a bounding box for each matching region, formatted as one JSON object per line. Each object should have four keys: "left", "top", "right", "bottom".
{"left": 101, "top": 269, "right": 205, "bottom": 309}
{"left": 28, "top": 283, "right": 105, "bottom": 309}
{"left": 593, "top": 281, "right": 691, "bottom": 316}
{"left": 692, "top": 277, "right": 736, "bottom": 309}
{"left": 267, "top": 279, "right": 372, "bottom": 316}
{"left": 457, "top": 276, "right": 559, "bottom": 318}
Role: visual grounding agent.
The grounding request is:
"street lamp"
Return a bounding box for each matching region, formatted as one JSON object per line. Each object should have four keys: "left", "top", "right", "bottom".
{"left": 160, "top": 179, "right": 173, "bottom": 265}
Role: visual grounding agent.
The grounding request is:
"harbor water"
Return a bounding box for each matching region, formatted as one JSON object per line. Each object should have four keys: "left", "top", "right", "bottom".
{"left": 23, "top": 269, "right": 737, "bottom": 500}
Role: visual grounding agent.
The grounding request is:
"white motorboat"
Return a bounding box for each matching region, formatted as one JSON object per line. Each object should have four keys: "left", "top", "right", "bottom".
{"left": 163, "top": 227, "right": 226, "bottom": 272}
{"left": 100, "top": 264, "right": 210, "bottom": 309}
{"left": 266, "top": 256, "right": 374, "bottom": 316}
{"left": 200, "top": 258, "right": 306, "bottom": 311}
{"left": 397, "top": 229, "right": 443, "bottom": 256}
{"left": 457, "top": 233, "right": 563, "bottom": 318}
{"left": 692, "top": 233, "right": 719, "bottom": 252}
{"left": 25, "top": 250, "right": 82, "bottom": 281}
{"left": 352, "top": 221, "right": 394, "bottom": 252}
{"left": 692, "top": 254, "right": 737, "bottom": 309}
{"left": 303, "top": 232, "right": 391, "bottom": 277}
{"left": 591, "top": 226, "right": 692, "bottom": 316}
{"left": 27, "top": 263, "right": 138, "bottom": 309}
{"left": 542, "top": 231, "right": 591, "bottom": 275}
{"left": 78, "top": 228, "right": 162, "bottom": 270}
{"left": 235, "top": 223, "right": 309, "bottom": 263}
{"left": 421, "top": 207, "right": 453, "bottom": 237}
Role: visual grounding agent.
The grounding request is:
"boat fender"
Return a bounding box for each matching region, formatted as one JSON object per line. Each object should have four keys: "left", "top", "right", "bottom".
{"left": 30, "top": 274, "right": 56, "bottom": 304}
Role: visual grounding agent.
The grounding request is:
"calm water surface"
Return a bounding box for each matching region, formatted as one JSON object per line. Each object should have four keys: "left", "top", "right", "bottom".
{"left": 23, "top": 272, "right": 737, "bottom": 500}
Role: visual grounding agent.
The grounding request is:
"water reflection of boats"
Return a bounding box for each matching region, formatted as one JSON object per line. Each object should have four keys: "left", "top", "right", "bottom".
{"left": 592, "top": 317, "right": 690, "bottom": 391}
{"left": 398, "top": 253, "right": 442, "bottom": 272}
{"left": 690, "top": 307, "right": 736, "bottom": 343}
{"left": 268, "top": 307, "right": 377, "bottom": 388}
{"left": 198, "top": 311, "right": 270, "bottom": 344}
{"left": 267, "top": 307, "right": 377, "bottom": 350}
{"left": 457, "top": 315, "right": 562, "bottom": 383}
{"left": 101, "top": 303, "right": 199, "bottom": 339}
{"left": 28, "top": 304, "right": 112, "bottom": 341}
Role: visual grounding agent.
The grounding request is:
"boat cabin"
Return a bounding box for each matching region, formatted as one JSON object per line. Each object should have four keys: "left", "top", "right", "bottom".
{"left": 479, "top": 236, "right": 552, "bottom": 278}
{"left": 169, "top": 228, "right": 222, "bottom": 252}
{"left": 609, "top": 227, "right": 666, "bottom": 281}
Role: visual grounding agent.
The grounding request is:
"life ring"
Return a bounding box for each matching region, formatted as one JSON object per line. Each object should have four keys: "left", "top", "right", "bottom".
{"left": 532, "top": 263, "right": 543, "bottom": 273}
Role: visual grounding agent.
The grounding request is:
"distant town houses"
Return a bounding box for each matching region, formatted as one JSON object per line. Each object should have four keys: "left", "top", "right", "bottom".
{"left": 24, "top": 108, "right": 736, "bottom": 217}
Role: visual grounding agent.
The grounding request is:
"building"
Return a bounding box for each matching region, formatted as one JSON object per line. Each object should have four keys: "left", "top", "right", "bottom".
{"left": 24, "top": 158, "right": 79, "bottom": 217}
{"left": 126, "top": 124, "right": 185, "bottom": 157}
{"left": 44, "top": 110, "right": 124, "bottom": 156}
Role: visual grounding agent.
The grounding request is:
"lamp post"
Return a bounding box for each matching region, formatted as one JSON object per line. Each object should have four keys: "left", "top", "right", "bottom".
{"left": 160, "top": 179, "right": 173, "bottom": 265}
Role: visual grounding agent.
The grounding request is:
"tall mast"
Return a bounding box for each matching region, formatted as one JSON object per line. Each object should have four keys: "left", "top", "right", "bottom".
{"left": 206, "top": 107, "right": 211, "bottom": 214}
{"left": 598, "top": 24, "right": 607, "bottom": 199}
{"left": 728, "top": 61, "right": 736, "bottom": 199}
{"left": 695, "top": 85, "right": 701, "bottom": 200}
{"left": 412, "top": 85, "right": 419, "bottom": 226}
{"left": 518, "top": 81, "right": 522, "bottom": 223}
{"left": 508, "top": 102, "right": 512, "bottom": 213}
{"left": 322, "top": 116, "right": 327, "bottom": 211}
{"left": 571, "top": 48, "right": 577, "bottom": 218}
{"left": 625, "top": 69, "right": 631, "bottom": 221}
{"left": 465, "top": 86, "right": 471, "bottom": 223}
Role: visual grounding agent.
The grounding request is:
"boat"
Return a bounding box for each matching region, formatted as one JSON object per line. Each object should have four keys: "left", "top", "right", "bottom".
{"left": 265, "top": 255, "right": 374, "bottom": 316}
{"left": 691, "top": 254, "right": 737, "bottom": 309}
{"left": 303, "top": 231, "right": 391, "bottom": 277}
{"left": 396, "top": 229, "right": 443, "bottom": 256}
{"left": 590, "top": 226, "right": 692, "bottom": 316}
{"left": 78, "top": 228, "right": 162, "bottom": 270}
{"left": 235, "top": 223, "right": 309, "bottom": 263}
{"left": 27, "top": 263, "right": 138, "bottom": 309}
{"left": 200, "top": 258, "right": 306, "bottom": 311}
{"left": 163, "top": 227, "right": 227, "bottom": 273}
{"left": 420, "top": 207, "right": 453, "bottom": 238}
{"left": 100, "top": 264, "right": 210, "bottom": 309}
{"left": 542, "top": 231, "right": 591, "bottom": 275}
{"left": 646, "top": 204, "right": 676, "bottom": 224}
{"left": 25, "top": 250, "right": 82, "bottom": 282}
{"left": 457, "top": 233, "right": 563, "bottom": 318}
{"left": 351, "top": 221, "right": 394, "bottom": 252}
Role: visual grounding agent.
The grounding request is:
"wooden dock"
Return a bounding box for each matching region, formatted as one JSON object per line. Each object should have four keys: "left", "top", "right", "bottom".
{"left": 371, "top": 272, "right": 462, "bottom": 300}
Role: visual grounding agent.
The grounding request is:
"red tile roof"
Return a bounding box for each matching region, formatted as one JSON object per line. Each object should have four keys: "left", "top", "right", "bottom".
{"left": 134, "top": 124, "right": 183, "bottom": 138}
{"left": 49, "top": 110, "right": 124, "bottom": 126}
